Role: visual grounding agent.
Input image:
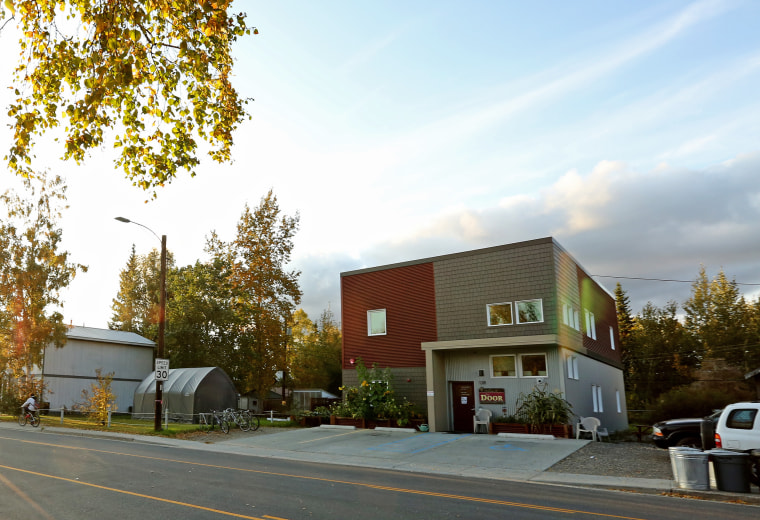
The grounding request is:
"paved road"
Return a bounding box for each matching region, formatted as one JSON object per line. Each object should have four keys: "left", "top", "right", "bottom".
{"left": 1, "top": 427, "right": 758, "bottom": 520}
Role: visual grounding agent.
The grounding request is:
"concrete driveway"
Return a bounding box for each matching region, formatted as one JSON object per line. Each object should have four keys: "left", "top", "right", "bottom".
{"left": 210, "top": 426, "right": 588, "bottom": 481}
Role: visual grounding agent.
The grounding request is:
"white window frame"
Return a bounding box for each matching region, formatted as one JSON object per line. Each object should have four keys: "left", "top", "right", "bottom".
{"left": 367, "top": 309, "right": 387, "bottom": 336}
{"left": 487, "top": 302, "right": 513, "bottom": 327}
{"left": 563, "top": 303, "right": 580, "bottom": 331}
{"left": 567, "top": 355, "right": 579, "bottom": 380}
{"left": 609, "top": 326, "right": 616, "bottom": 350}
{"left": 591, "top": 384, "right": 604, "bottom": 413}
{"left": 584, "top": 309, "right": 597, "bottom": 340}
{"left": 615, "top": 390, "right": 621, "bottom": 413}
{"left": 516, "top": 298, "right": 544, "bottom": 324}
{"left": 490, "top": 354, "right": 517, "bottom": 378}
{"left": 519, "top": 353, "right": 548, "bottom": 378}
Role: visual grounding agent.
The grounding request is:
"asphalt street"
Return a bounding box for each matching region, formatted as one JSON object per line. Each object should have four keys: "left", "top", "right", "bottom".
{"left": 2, "top": 425, "right": 759, "bottom": 520}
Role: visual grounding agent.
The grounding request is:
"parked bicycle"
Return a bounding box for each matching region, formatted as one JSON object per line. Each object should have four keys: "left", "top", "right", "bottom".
{"left": 200, "top": 410, "right": 228, "bottom": 434}
{"left": 18, "top": 410, "right": 40, "bottom": 427}
{"left": 221, "top": 408, "right": 251, "bottom": 432}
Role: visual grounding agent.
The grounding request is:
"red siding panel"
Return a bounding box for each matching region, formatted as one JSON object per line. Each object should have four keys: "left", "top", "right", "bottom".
{"left": 341, "top": 263, "right": 437, "bottom": 368}
{"left": 577, "top": 267, "right": 622, "bottom": 364}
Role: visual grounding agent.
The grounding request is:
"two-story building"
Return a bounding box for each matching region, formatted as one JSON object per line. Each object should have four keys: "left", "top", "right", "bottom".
{"left": 340, "top": 237, "right": 627, "bottom": 433}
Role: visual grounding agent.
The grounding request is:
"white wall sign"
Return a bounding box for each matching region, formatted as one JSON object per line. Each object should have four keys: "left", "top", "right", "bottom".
{"left": 155, "top": 358, "right": 170, "bottom": 381}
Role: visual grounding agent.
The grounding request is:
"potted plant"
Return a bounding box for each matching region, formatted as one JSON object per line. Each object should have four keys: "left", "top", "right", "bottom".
{"left": 515, "top": 387, "right": 574, "bottom": 437}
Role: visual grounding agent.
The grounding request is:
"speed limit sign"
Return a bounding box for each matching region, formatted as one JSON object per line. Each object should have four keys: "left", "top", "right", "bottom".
{"left": 155, "top": 358, "right": 170, "bottom": 381}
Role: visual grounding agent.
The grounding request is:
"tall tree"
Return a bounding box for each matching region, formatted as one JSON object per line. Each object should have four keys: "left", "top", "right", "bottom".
{"left": 207, "top": 190, "right": 302, "bottom": 399}
{"left": 1, "top": 1, "right": 253, "bottom": 194}
{"left": 615, "top": 283, "right": 637, "bottom": 394}
{"left": 109, "top": 246, "right": 174, "bottom": 340}
{"left": 625, "top": 301, "right": 698, "bottom": 408}
{"left": 164, "top": 258, "right": 238, "bottom": 369}
{"left": 290, "top": 308, "right": 342, "bottom": 395}
{"left": 0, "top": 173, "right": 86, "bottom": 394}
{"left": 683, "top": 267, "right": 754, "bottom": 367}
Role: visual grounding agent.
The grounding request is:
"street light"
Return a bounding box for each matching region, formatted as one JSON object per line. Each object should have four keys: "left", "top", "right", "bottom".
{"left": 115, "top": 216, "right": 166, "bottom": 432}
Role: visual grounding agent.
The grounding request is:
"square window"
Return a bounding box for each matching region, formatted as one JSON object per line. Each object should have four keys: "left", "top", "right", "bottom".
{"left": 520, "top": 354, "right": 547, "bottom": 377}
{"left": 367, "top": 309, "right": 386, "bottom": 336}
{"left": 487, "top": 303, "right": 513, "bottom": 326}
{"left": 516, "top": 299, "right": 543, "bottom": 324}
{"left": 491, "top": 355, "right": 516, "bottom": 377}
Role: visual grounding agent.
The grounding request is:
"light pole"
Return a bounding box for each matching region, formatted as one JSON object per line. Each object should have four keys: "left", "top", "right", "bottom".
{"left": 115, "top": 216, "right": 166, "bottom": 432}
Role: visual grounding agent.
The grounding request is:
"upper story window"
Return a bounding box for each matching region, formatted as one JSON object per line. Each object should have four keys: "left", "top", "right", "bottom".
{"left": 487, "top": 303, "right": 513, "bottom": 326}
{"left": 609, "top": 326, "right": 616, "bottom": 350}
{"left": 584, "top": 309, "right": 597, "bottom": 340}
{"left": 367, "top": 309, "right": 387, "bottom": 336}
{"left": 563, "top": 303, "right": 580, "bottom": 331}
{"left": 516, "top": 299, "right": 543, "bottom": 324}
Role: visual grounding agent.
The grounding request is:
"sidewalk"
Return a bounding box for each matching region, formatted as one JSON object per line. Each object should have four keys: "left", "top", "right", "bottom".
{"left": 3, "top": 421, "right": 759, "bottom": 504}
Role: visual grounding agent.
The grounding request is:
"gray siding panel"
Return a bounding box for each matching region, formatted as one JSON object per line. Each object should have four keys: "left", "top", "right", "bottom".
{"left": 434, "top": 241, "right": 558, "bottom": 342}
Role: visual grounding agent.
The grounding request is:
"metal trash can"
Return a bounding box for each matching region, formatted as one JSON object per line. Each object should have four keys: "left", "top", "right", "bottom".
{"left": 708, "top": 450, "right": 750, "bottom": 493}
{"left": 669, "top": 447, "right": 709, "bottom": 490}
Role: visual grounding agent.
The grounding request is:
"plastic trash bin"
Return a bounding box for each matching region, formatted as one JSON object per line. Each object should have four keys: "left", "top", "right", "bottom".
{"left": 669, "top": 447, "right": 709, "bottom": 490}
{"left": 708, "top": 450, "right": 750, "bottom": 493}
{"left": 700, "top": 419, "right": 715, "bottom": 451}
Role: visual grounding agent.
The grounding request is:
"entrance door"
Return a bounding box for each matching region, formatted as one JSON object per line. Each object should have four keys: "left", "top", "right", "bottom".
{"left": 451, "top": 381, "right": 475, "bottom": 433}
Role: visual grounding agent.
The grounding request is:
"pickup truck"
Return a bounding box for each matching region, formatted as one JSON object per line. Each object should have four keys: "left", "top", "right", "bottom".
{"left": 651, "top": 410, "right": 721, "bottom": 449}
{"left": 714, "top": 401, "right": 760, "bottom": 486}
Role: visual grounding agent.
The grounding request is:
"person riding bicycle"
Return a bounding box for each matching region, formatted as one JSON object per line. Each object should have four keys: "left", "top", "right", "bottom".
{"left": 22, "top": 393, "right": 38, "bottom": 419}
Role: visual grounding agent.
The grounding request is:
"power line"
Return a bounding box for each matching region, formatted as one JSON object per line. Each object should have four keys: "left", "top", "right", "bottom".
{"left": 593, "top": 275, "right": 760, "bottom": 286}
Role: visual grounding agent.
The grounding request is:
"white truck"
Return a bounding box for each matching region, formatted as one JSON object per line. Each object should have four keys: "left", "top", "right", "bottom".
{"left": 714, "top": 401, "right": 760, "bottom": 486}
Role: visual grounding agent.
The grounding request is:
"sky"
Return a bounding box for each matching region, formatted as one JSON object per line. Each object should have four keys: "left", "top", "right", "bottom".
{"left": 1, "top": 0, "right": 760, "bottom": 328}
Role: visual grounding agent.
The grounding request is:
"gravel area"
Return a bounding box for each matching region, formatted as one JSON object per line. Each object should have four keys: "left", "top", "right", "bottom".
{"left": 547, "top": 441, "right": 673, "bottom": 480}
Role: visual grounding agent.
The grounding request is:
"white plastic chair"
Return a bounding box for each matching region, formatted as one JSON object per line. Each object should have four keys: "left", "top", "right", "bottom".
{"left": 473, "top": 407, "right": 492, "bottom": 434}
{"left": 576, "top": 416, "right": 601, "bottom": 441}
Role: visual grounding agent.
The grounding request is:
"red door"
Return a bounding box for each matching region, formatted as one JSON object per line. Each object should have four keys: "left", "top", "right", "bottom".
{"left": 451, "top": 382, "right": 475, "bottom": 433}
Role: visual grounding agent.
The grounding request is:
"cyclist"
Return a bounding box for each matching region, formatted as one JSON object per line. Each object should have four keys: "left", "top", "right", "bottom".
{"left": 21, "top": 393, "right": 38, "bottom": 420}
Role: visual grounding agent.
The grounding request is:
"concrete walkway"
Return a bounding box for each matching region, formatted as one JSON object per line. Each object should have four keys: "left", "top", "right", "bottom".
{"left": 3, "top": 421, "right": 758, "bottom": 504}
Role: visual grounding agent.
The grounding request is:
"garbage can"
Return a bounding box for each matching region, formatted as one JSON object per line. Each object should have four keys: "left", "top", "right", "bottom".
{"left": 669, "top": 447, "right": 709, "bottom": 490}
{"left": 700, "top": 419, "right": 715, "bottom": 451}
{"left": 708, "top": 450, "right": 750, "bottom": 493}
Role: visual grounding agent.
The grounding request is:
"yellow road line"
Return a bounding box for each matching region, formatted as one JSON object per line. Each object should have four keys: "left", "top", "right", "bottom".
{"left": 0, "top": 463, "right": 267, "bottom": 520}
{"left": 0, "top": 435, "right": 649, "bottom": 519}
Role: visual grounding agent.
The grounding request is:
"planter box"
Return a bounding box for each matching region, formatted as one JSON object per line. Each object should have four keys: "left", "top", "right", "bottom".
{"left": 491, "top": 423, "right": 530, "bottom": 434}
{"left": 330, "top": 416, "right": 366, "bottom": 428}
{"left": 300, "top": 416, "right": 330, "bottom": 427}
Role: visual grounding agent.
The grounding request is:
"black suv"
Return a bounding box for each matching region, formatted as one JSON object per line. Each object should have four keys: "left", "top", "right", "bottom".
{"left": 651, "top": 410, "right": 722, "bottom": 449}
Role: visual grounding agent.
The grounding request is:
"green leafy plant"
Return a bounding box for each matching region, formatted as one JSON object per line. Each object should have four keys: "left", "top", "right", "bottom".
{"left": 516, "top": 387, "right": 573, "bottom": 432}
{"left": 330, "top": 359, "right": 414, "bottom": 423}
{"left": 75, "top": 369, "right": 117, "bottom": 424}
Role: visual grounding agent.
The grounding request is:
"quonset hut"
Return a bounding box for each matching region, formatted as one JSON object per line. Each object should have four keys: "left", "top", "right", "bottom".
{"left": 133, "top": 367, "right": 237, "bottom": 423}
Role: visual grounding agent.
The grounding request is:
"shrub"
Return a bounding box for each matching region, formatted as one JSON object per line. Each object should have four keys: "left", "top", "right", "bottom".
{"left": 330, "top": 358, "right": 415, "bottom": 423}
{"left": 647, "top": 385, "right": 754, "bottom": 423}
{"left": 516, "top": 387, "right": 573, "bottom": 429}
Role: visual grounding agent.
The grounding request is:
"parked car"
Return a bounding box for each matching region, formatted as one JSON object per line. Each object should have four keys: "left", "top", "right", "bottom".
{"left": 714, "top": 401, "right": 760, "bottom": 486}
{"left": 651, "top": 410, "right": 722, "bottom": 449}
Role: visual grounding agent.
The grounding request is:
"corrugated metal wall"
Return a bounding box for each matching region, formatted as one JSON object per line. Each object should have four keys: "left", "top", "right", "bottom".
{"left": 444, "top": 346, "right": 562, "bottom": 418}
